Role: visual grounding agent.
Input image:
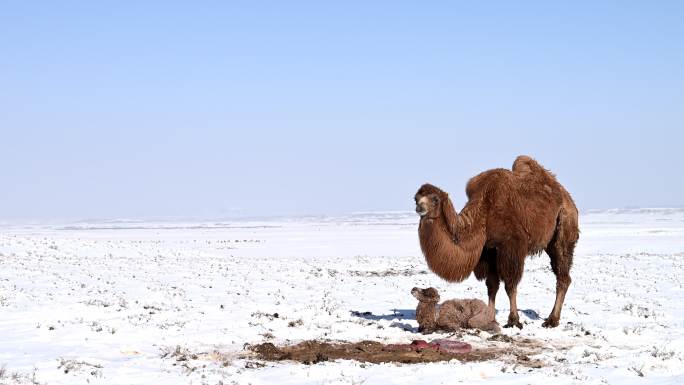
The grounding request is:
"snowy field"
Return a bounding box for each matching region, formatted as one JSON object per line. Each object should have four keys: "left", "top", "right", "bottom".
{"left": 1, "top": 209, "right": 684, "bottom": 385}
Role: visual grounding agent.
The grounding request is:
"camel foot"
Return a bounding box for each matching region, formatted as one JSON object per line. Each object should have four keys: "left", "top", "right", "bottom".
{"left": 504, "top": 314, "right": 523, "bottom": 329}
{"left": 542, "top": 317, "right": 559, "bottom": 328}
{"left": 503, "top": 320, "right": 523, "bottom": 329}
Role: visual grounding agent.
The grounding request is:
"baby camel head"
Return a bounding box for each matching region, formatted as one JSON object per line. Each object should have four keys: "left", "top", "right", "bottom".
{"left": 411, "top": 287, "right": 441, "bottom": 303}
{"left": 414, "top": 183, "right": 446, "bottom": 218}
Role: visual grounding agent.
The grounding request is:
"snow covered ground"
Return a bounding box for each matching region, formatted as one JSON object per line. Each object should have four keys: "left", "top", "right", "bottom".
{"left": 1, "top": 209, "right": 684, "bottom": 384}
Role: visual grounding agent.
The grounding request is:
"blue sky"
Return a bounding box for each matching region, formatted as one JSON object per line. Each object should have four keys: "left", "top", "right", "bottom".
{"left": 1, "top": 1, "right": 683, "bottom": 220}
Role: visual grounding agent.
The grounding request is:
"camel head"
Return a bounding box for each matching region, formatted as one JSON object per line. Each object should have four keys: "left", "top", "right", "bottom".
{"left": 411, "top": 287, "right": 440, "bottom": 303}
{"left": 414, "top": 183, "right": 446, "bottom": 218}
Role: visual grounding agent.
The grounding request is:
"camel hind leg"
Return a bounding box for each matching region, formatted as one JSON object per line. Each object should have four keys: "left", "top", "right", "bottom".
{"left": 543, "top": 207, "right": 578, "bottom": 328}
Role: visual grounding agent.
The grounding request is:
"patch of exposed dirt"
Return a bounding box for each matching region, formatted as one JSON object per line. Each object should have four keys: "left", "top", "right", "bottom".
{"left": 347, "top": 268, "right": 429, "bottom": 277}
{"left": 246, "top": 338, "right": 545, "bottom": 367}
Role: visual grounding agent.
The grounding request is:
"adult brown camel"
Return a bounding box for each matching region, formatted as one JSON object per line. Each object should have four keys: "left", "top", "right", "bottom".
{"left": 414, "top": 156, "right": 579, "bottom": 329}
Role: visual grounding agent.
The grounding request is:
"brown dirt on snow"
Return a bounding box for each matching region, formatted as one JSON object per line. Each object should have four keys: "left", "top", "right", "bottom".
{"left": 247, "top": 338, "right": 545, "bottom": 366}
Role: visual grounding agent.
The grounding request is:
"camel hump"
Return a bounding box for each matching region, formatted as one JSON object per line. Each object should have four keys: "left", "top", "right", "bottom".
{"left": 512, "top": 155, "right": 541, "bottom": 175}
{"left": 512, "top": 155, "right": 559, "bottom": 182}
{"left": 465, "top": 168, "right": 511, "bottom": 199}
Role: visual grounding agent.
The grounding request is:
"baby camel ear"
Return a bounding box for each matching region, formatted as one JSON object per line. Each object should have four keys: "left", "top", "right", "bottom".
{"left": 424, "top": 287, "right": 440, "bottom": 301}
{"left": 411, "top": 287, "right": 423, "bottom": 300}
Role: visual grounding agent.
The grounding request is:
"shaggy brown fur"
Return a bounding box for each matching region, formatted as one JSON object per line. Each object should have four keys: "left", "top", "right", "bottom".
{"left": 412, "top": 287, "right": 501, "bottom": 334}
{"left": 415, "top": 155, "right": 579, "bottom": 328}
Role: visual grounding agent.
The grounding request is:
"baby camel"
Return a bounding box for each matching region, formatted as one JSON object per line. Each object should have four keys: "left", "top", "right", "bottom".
{"left": 412, "top": 287, "right": 500, "bottom": 334}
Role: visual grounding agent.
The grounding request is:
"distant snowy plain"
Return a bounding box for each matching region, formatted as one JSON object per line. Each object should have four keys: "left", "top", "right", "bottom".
{"left": 1, "top": 209, "right": 684, "bottom": 384}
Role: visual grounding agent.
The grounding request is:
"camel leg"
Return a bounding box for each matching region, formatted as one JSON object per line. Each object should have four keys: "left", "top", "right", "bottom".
{"left": 543, "top": 207, "right": 578, "bottom": 328}
{"left": 503, "top": 281, "right": 523, "bottom": 329}
{"left": 486, "top": 271, "right": 499, "bottom": 311}
{"left": 476, "top": 248, "right": 499, "bottom": 312}
{"left": 544, "top": 276, "right": 570, "bottom": 328}
{"left": 498, "top": 244, "right": 525, "bottom": 329}
{"left": 543, "top": 241, "right": 574, "bottom": 328}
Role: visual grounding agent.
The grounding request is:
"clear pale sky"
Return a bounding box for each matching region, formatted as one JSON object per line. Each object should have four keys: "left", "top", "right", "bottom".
{"left": 1, "top": 1, "right": 683, "bottom": 220}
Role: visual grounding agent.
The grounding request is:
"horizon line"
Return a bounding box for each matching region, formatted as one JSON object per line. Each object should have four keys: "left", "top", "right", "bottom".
{"left": 2, "top": 206, "right": 684, "bottom": 227}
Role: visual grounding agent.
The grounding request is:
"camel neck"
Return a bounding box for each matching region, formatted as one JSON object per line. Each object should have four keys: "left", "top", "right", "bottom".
{"left": 418, "top": 211, "right": 486, "bottom": 283}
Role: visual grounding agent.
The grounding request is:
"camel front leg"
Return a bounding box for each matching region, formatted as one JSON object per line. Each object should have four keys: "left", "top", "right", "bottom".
{"left": 503, "top": 282, "right": 522, "bottom": 329}
{"left": 480, "top": 248, "right": 499, "bottom": 313}
{"left": 486, "top": 272, "right": 499, "bottom": 312}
